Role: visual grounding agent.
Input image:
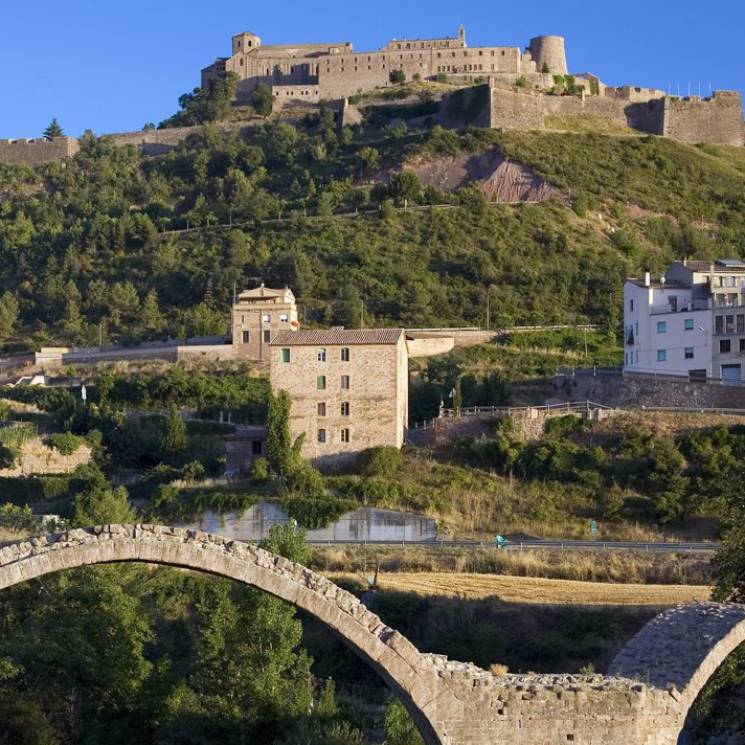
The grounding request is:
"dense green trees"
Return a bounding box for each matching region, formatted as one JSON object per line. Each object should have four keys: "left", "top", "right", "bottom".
{"left": 1, "top": 122, "right": 743, "bottom": 349}
{"left": 161, "top": 72, "right": 240, "bottom": 128}
{"left": 0, "top": 521, "right": 380, "bottom": 744}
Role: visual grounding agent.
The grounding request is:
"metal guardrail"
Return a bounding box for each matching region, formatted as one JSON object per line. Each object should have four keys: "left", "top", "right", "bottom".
{"left": 304, "top": 538, "right": 719, "bottom": 554}
{"left": 409, "top": 400, "right": 613, "bottom": 431}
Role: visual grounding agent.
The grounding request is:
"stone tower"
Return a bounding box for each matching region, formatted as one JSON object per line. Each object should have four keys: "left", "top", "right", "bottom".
{"left": 528, "top": 35, "right": 568, "bottom": 75}
{"left": 232, "top": 31, "right": 261, "bottom": 55}
{"left": 458, "top": 25, "right": 466, "bottom": 45}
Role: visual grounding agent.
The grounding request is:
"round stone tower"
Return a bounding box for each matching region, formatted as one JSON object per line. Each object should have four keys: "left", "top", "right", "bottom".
{"left": 528, "top": 35, "right": 568, "bottom": 75}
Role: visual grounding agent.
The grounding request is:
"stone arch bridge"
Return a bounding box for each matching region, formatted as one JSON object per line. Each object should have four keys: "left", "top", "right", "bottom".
{"left": 0, "top": 524, "right": 742, "bottom": 744}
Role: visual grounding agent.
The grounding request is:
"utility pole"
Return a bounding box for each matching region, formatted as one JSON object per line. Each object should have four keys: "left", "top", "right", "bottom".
{"left": 360, "top": 300, "right": 365, "bottom": 328}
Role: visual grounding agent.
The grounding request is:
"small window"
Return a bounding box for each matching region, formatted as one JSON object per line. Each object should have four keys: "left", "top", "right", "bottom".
{"left": 317, "top": 376, "right": 326, "bottom": 390}
{"left": 727, "top": 315, "right": 735, "bottom": 333}
{"left": 280, "top": 313, "right": 289, "bottom": 323}
{"left": 685, "top": 347, "right": 694, "bottom": 359}
{"left": 317, "top": 428, "right": 327, "bottom": 444}
{"left": 251, "top": 440, "right": 262, "bottom": 455}
{"left": 242, "top": 330, "right": 250, "bottom": 344}
{"left": 317, "top": 402, "right": 326, "bottom": 416}
{"left": 740, "top": 339, "right": 745, "bottom": 352}
{"left": 317, "top": 348, "right": 327, "bottom": 362}
{"left": 341, "top": 347, "right": 350, "bottom": 362}
{"left": 657, "top": 349, "right": 667, "bottom": 362}
{"left": 716, "top": 316, "right": 724, "bottom": 333}
{"left": 341, "top": 375, "right": 350, "bottom": 390}
{"left": 340, "top": 428, "right": 350, "bottom": 443}
{"left": 262, "top": 313, "right": 271, "bottom": 323}
{"left": 263, "top": 330, "right": 271, "bottom": 343}
{"left": 630, "top": 299, "right": 634, "bottom": 311}
{"left": 657, "top": 321, "right": 667, "bottom": 334}
{"left": 684, "top": 318, "right": 694, "bottom": 331}
{"left": 738, "top": 315, "right": 745, "bottom": 333}
{"left": 281, "top": 348, "right": 291, "bottom": 363}
{"left": 341, "top": 402, "right": 350, "bottom": 416}
{"left": 720, "top": 340, "right": 732, "bottom": 354}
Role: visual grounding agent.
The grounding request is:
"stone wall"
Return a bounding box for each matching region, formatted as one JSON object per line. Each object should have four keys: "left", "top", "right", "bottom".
{"left": 0, "top": 437, "right": 92, "bottom": 477}
{"left": 488, "top": 84, "right": 667, "bottom": 134}
{"left": 549, "top": 372, "right": 745, "bottom": 410}
{"left": 486, "top": 82, "right": 745, "bottom": 146}
{"left": 0, "top": 136, "right": 79, "bottom": 166}
{"left": 663, "top": 91, "right": 745, "bottom": 146}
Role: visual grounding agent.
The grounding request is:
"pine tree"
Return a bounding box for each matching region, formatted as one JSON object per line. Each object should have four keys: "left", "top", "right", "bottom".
{"left": 43, "top": 118, "right": 64, "bottom": 140}
{"left": 0, "top": 292, "right": 19, "bottom": 338}
{"left": 161, "top": 405, "right": 187, "bottom": 459}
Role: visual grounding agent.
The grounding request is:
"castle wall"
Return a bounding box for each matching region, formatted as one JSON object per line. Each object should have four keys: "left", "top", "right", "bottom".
{"left": 487, "top": 84, "right": 668, "bottom": 135}
{"left": 105, "top": 126, "right": 209, "bottom": 154}
{"left": 0, "top": 137, "right": 79, "bottom": 166}
{"left": 663, "top": 92, "right": 745, "bottom": 146}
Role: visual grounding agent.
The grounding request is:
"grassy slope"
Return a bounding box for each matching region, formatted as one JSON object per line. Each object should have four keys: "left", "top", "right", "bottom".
{"left": 1, "top": 124, "right": 745, "bottom": 348}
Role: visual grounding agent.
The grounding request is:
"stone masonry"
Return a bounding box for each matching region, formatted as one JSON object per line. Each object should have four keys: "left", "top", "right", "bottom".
{"left": 0, "top": 524, "right": 742, "bottom": 744}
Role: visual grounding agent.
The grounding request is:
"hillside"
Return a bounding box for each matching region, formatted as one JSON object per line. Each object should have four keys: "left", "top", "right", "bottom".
{"left": 1, "top": 119, "right": 745, "bottom": 352}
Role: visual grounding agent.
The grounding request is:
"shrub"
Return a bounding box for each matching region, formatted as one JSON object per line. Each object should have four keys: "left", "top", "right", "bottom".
{"left": 250, "top": 457, "right": 270, "bottom": 482}
{"left": 283, "top": 496, "right": 355, "bottom": 529}
{"left": 48, "top": 432, "right": 83, "bottom": 456}
{"left": 356, "top": 446, "right": 405, "bottom": 477}
{"left": 0, "top": 445, "right": 19, "bottom": 469}
{"left": 389, "top": 69, "right": 406, "bottom": 85}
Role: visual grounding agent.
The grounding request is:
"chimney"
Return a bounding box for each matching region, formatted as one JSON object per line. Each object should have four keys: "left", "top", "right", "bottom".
{"left": 644, "top": 272, "right": 651, "bottom": 287}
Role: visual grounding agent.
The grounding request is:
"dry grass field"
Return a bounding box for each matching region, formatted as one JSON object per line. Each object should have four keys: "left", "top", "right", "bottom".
{"left": 328, "top": 571, "right": 712, "bottom": 606}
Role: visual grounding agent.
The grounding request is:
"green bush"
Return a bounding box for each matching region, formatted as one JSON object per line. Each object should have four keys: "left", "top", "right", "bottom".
{"left": 283, "top": 496, "right": 356, "bottom": 529}
{"left": 47, "top": 432, "right": 83, "bottom": 455}
{"left": 250, "top": 457, "right": 270, "bottom": 482}
{"left": 356, "top": 446, "right": 406, "bottom": 477}
{"left": 0, "top": 444, "right": 20, "bottom": 469}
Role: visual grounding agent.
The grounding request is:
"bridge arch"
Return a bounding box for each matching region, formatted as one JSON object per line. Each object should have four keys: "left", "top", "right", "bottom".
{"left": 0, "top": 525, "right": 454, "bottom": 745}
{"left": 609, "top": 601, "right": 745, "bottom": 723}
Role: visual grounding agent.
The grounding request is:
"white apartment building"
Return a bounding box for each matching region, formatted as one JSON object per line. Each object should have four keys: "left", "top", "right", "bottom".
{"left": 624, "top": 259, "right": 745, "bottom": 383}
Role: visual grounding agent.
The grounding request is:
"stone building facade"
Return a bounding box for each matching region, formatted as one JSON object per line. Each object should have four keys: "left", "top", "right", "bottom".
{"left": 201, "top": 27, "right": 568, "bottom": 102}
{"left": 269, "top": 328, "right": 408, "bottom": 466}
{"left": 232, "top": 285, "right": 299, "bottom": 361}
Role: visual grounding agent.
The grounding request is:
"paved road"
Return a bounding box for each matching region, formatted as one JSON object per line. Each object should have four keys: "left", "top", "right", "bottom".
{"left": 306, "top": 538, "right": 719, "bottom": 554}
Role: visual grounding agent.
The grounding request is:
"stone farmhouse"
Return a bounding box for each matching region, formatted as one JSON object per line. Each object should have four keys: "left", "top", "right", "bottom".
{"left": 268, "top": 328, "right": 409, "bottom": 466}
{"left": 231, "top": 285, "right": 299, "bottom": 361}
{"left": 201, "top": 27, "right": 567, "bottom": 103}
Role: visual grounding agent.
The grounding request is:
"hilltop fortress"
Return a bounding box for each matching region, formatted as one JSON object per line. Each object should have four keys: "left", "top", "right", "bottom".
{"left": 201, "top": 27, "right": 568, "bottom": 102}
{"left": 0, "top": 27, "right": 743, "bottom": 167}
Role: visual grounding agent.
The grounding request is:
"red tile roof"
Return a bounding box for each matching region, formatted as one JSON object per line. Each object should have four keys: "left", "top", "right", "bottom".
{"left": 270, "top": 329, "right": 404, "bottom": 346}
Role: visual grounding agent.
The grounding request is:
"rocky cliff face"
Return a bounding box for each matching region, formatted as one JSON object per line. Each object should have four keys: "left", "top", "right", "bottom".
{"left": 403, "top": 148, "right": 566, "bottom": 203}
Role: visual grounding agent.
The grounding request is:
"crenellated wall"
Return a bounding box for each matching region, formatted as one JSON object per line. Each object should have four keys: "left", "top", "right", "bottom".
{"left": 0, "top": 136, "right": 79, "bottom": 166}
{"left": 663, "top": 91, "right": 745, "bottom": 146}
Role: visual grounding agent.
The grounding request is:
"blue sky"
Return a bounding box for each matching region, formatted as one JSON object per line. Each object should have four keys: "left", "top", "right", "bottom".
{"left": 1, "top": 0, "right": 743, "bottom": 138}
